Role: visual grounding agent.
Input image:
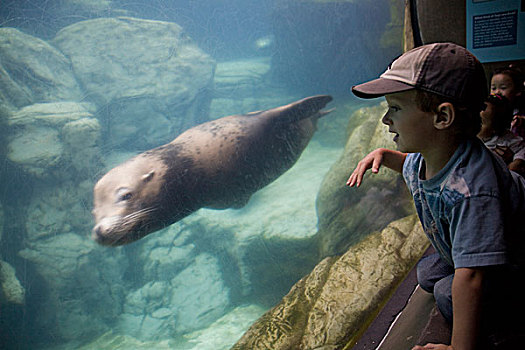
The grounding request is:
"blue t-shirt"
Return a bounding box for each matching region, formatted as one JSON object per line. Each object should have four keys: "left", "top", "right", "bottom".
{"left": 403, "top": 138, "right": 525, "bottom": 269}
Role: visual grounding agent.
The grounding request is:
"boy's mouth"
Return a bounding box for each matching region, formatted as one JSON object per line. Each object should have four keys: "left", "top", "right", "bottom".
{"left": 391, "top": 131, "right": 399, "bottom": 142}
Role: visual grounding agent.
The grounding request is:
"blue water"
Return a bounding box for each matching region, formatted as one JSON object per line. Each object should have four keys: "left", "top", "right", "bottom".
{"left": 0, "top": 1, "right": 403, "bottom": 349}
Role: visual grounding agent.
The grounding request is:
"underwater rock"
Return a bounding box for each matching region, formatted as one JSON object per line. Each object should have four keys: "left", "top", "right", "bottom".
{"left": 316, "top": 101, "right": 414, "bottom": 256}
{"left": 213, "top": 57, "right": 271, "bottom": 98}
{"left": 78, "top": 304, "right": 265, "bottom": 350}
{"left": 169, "top": 253, "right": 230, "bottom": 333}
{"left": 18, "top": 233, "right": 95, "bottom": 288}
{"left": 19, "top": 180, "right": 128, "bottom": 342}
{"left": 7, "top": 102, "right": 102, "bottom": 178}
{"left": 210, "top": 57, "right": 298, "bottom": 121}
{"left": 18, "top": 232, "right": 128, "bottom": 341}
{"left": 0, "top": 203, "right": 3, "bottom": 243}
{"left": 141, "top": 243, "right": 195, "bottom": 282}
{"left": 74, "top": 331, "right": 176, "bottom": 350}
{"left": 25, "top": 180, "right": 94, "bottom": 242}
{"left": 119, "top": 253, "right": 230, "bottom": 340}
{"left": 62, "top": 117, "right": 103, "bottom": 174}
{"left": 185, "top": 304, "right": 266, "bottom": 349}
{"left": 53, "top": 17, "right": 216, "bottom": 149}
{"left": 232, "top": 214, "right": 429, "bottom": 350}
{"left": 0, "top": 28, "right": 83, "bottom": 112}
{"left": 0, "top": 260, "right": 25, "bottom": 305}
{"left": 0, "top": 1, "right": 128, "bottom": 40}
{"left": 120, "top": 281, "right": 175, "bottom": 339}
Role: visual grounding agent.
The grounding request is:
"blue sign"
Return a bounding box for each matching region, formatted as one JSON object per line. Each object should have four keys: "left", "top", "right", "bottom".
{"left": 467, "top": 0, "right": 525, "bottom": 62}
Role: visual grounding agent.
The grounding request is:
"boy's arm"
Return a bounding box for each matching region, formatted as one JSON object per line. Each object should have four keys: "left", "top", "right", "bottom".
{"left": 346, "top": 148, "right": 407, "bottom": 187}
{"left": 450, "top": 267, "right": 484, "bottom": 350}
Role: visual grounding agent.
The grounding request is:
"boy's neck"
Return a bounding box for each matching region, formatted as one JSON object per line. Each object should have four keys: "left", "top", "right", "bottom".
{"left": 420, "top": 137, "right": 462, "bottom": 180}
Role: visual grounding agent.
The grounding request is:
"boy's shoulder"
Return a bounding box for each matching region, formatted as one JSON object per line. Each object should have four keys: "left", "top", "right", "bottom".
{"left": 404, "top": 139, "right": 517, "bottom": 196}
{"left": 445, "top": 139, "right": 525, "bottom": 204}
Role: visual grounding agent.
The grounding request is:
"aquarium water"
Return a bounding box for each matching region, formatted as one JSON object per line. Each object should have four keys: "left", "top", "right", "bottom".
{"left": 0, "top": 1, "right": 403, "bottom": 349}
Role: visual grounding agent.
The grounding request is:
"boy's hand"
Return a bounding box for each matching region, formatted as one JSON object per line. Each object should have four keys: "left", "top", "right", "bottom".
{"left": 346, "top": 149, "right": 385, "bottom": 187}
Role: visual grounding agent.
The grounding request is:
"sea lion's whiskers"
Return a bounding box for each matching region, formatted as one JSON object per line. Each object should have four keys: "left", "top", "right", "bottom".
{"left": 122, "top": 207, "right": 156, "bottom": 224}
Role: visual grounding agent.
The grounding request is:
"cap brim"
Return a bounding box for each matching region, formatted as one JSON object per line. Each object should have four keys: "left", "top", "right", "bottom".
{"left": 352, "top": 78, "right": 414, "bottom": 99}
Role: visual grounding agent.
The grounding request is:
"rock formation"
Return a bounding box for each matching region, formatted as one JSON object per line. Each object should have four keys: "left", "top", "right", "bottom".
{"left": 233, "top": 214, "right": 428, "bottom": 350}
{"left": 0, "top": 260, "right": 25, "bottom": 305}
{"left": 7, "top": 102, "right": 101, "bottom": 178}
{"left": 0, "top": 28, "right": 83, "bottom": 112}
{"left": 52, "top": 17, "right": 216, "bottom": 150}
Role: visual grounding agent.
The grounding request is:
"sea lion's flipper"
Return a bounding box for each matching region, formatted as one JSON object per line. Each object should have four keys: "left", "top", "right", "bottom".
{"left": 318, "top": 108, "right": 335, "bottom": 118}
{"left": 269, "top": 95, "right": 333, "bottom": 124}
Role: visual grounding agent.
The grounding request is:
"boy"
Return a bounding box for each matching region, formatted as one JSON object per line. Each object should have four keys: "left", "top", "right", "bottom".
{"left": 346, "top": 43, "right": 525, "bottom": 349}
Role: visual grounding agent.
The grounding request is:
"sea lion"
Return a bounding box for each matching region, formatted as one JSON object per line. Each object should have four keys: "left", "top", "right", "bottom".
{"left": 92, "top": 95, "right": 333, "bottom": 246}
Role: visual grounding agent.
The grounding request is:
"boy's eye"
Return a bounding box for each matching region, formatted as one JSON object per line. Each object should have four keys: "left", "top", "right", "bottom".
{"left": 388, "top": 106, "right": 400, "bottom": 112}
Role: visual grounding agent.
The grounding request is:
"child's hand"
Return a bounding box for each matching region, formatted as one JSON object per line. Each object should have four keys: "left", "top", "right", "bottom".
{"left": 346, "top": 149, "right": 386, "bottom": 187}
{"left": 493, "top": 146, "right": 514, "bottom": 164}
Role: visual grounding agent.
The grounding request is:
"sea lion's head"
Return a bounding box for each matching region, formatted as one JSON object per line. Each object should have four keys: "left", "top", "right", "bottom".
{"left": 92, "top": 154, "right": 167, "bottom": 246}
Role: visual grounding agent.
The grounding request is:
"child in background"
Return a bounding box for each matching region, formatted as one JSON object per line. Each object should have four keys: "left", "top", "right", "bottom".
{"left": 347, "top": 43, "right": 525, "bottom": 349}
{"left": 490, "top": 66, "right": 525, "bottom": 137}
{"left": 478, "top": 94, "right": 525, "bottom": 177}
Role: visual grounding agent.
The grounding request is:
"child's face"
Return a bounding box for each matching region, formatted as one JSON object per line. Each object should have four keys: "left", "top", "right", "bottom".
{"left": 491, "top": 73, "right": 519, "bottom": 102}
{"left": 383, "top": 90, "right": 435, "bottom": 153}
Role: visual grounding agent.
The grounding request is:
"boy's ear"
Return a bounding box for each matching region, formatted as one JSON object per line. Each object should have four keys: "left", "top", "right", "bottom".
{"left": 433, "top": 102, "right": 455, "bottom": 130}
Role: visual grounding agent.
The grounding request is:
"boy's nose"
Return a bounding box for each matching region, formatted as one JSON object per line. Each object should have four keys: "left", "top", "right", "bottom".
{"left": 382, "top": 112, "right": 392, "bottom": 125}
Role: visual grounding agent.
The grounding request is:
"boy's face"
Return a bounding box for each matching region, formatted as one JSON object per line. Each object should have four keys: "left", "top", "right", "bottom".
{"left": 491, "top": 73, "right": 519, "bottom": 102}
{"left": 383, "top": 90, "right": 435, "bottom": 153}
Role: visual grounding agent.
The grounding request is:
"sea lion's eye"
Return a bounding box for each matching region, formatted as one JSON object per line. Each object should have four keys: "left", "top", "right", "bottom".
{"left": 119, "top": 193, "right": 133, "bottom": 201}
{"left": 116, "top": 188, "right": 133, "bottom": 202}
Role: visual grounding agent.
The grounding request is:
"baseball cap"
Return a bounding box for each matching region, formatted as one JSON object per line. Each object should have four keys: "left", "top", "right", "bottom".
{"left": 352, "top": 42, "right": 487, "bottom": 111}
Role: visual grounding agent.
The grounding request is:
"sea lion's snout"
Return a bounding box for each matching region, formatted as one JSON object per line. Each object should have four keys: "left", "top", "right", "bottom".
{"left": 92, "top": 223, "right": 112, "bottom": 246}
{"left": 92, "top": 217, "right": 124, "bottom": 246}
{"left": 92, "top": 224, "right": 107, "bottom": 244}
{"left": 92, "top": 213, "right": 152, "bottom": 246}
